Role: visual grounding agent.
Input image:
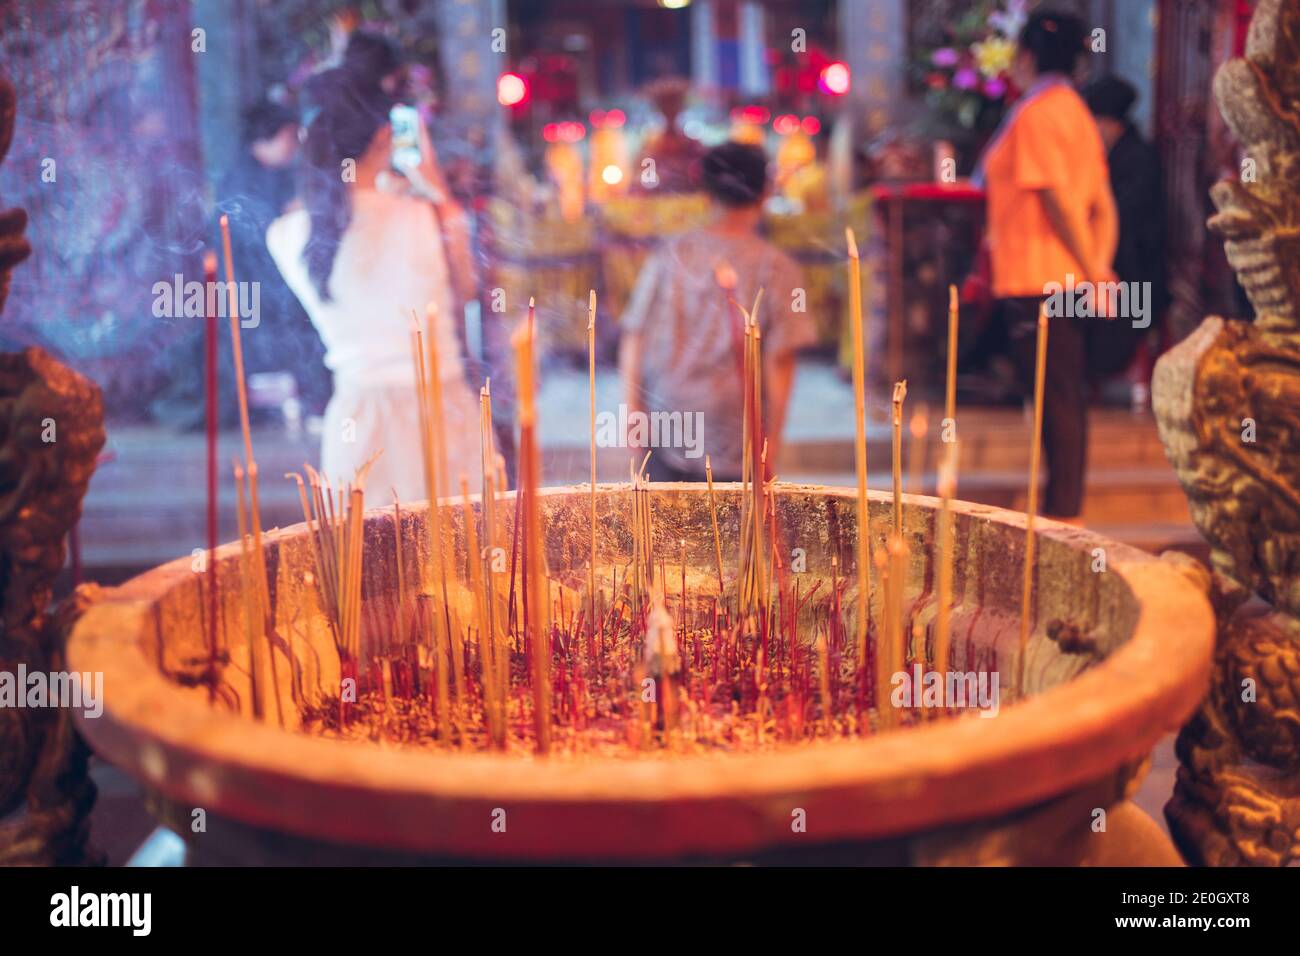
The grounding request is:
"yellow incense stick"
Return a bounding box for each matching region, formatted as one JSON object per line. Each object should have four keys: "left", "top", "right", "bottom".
{"left": 219, "top": 216, "right": 254, "bottom": 468}
{"left": 933, "top": 439, "right": 959, "bottom": 680}
{"left": 934, "top": 286, "right": 961, "bottom": 678}
{"left": 846, "top": 228, "right": 872, "bottom": 688}
{"left": 513, "top": 312, "right": 551, "bottom": 753}
{"left": 1018, "top": 307, "right": 1050, "bottom": 694}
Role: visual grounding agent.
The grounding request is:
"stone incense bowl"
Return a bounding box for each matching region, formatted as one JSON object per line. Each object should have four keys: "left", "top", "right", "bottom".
{"left": 68, "top": 484, "right": 1213, "bottom": 865}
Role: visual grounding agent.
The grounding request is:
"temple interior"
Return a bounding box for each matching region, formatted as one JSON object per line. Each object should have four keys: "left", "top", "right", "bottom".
{"left": 0, "top": 0, "right": 1296, "bottom": 881}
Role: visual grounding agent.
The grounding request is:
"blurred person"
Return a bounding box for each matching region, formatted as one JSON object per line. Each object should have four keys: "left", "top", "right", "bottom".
{"left": 1083, "top": 74, "right": 1169, "bottom": 386}
{"left": 267, "top": 32, "right": 480, "bottom": 503}
{"left": 152, "top": 99, "right": 330, "bottom": 429}
{"left": 619, "top": 142, "right": 816, "bottom": 482}
{"left": 980, "top": 9, "right": 1117, "bottom": 521}
{"left": 219, "top": 99, "right": 331, "bottom": 421}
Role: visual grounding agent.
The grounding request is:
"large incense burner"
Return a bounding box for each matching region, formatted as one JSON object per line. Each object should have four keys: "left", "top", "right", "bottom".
{"left": 69, "top": 483, "right": 1212, "bottom": 864}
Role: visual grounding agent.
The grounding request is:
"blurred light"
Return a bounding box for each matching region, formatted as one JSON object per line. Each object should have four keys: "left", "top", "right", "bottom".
{"left": 819, "top": 62, "right": 851, "bottom": 95}
{"left": 559, "top": 121, "right": 586, "bottom": 142}
{"left": 738, "top": 105, "right": 770, "bottom": 125}
{"left": 801, "top": 115, "right": 822, "bottom": 135}
{"left": 497, "top": 72, "right": 528, "bottom": 107}
{"left": 542, "top": 123, "right": 560, "bottom": 143}
{"left": 773, "top": 114, "right": 799, "bottom": 135}
{"left": 658, "top": 0, "right": 691, "bottom": 8}
{"left": 589, "top": 109, "right": 607, "bottom": 128}
{"left": 606, "top": 108, "right": 626, "bottom": 128}
{"left": 601, "top": 164, "right": 624, "bottom": 185}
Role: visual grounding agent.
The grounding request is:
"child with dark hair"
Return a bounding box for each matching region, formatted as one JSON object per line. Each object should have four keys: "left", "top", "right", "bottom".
{"left": 619, "top": 142, "right": 815, "bottom": 482}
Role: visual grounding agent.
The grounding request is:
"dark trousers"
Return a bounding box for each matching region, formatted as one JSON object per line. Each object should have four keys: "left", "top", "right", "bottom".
{"left": 997, "top": 297, "right": 1087, "bottom": 519}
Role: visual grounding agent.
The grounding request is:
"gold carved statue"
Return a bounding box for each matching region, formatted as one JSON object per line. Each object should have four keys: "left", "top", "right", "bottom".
{"left": 1153, "top": 0, "right": 1300, "bottom": 866}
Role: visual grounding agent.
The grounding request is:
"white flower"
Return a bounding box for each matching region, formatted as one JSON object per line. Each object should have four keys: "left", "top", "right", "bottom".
{"left": 989, "top": 0, "right": 1030, "bottom": 40}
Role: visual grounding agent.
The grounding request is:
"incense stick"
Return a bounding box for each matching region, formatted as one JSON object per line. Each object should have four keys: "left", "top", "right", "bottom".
{"left": 817, "top": 632, "right": 831, "bottom": 737}
{"left": 233, "top": 461, "right": 262, "bottom": 720}
{"left": 933, "top": 288, "right": 961, "bottom": 681}
{"left": 392, "top": 495, "right": 408, "bottom": 653}
{"left": 411, "top": 313, "right": 453, "bottom": 742}
{"left": 705, "top": 456, "right": 725, "bottom": 596}
{"left": 891, "top": 380, "right": 907, "bottom": 538}
{"left": 514, "top": 307, "right": 551, "bottom": 753}
{"left": 845, "top": 228, "right": 872, "bottom": 705}
{"left": 220, "top": 217, "right": 284, "bottom": 727}
{"left": 945, "top": 285, "right": 959, "bottom": 437}
{"left": 588, "top": 289, "right": 598, "bottom": 658}
{"left": 219, "top": 216, "right": 254, "bottom": 468}
{"left": 1018, "top": 307, "right": 1049, "bottom": 694}
{"left": 204, "top": 249, "right": 219, "bottom": 702}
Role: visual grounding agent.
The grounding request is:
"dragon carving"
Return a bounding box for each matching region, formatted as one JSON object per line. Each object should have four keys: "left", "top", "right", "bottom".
{"left": 1153, "top": 0, "right": 1300, "bottom": 866}
{"left": 0, "top": 74, "right": 107, "bottom": 864}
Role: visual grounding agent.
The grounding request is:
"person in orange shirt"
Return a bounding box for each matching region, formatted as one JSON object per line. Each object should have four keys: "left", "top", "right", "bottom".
{"left": 981, "top": 10, "right": 1118, "bottom": 520}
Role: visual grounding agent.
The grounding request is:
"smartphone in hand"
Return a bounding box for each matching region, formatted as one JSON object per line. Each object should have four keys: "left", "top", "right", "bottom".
{"left": 389, "top": 104, "right": 421, "bottom": 172}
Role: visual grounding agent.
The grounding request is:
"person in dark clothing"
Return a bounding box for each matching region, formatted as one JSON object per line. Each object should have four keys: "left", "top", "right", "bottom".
{"left": 217, "top": 100, "right": 331, "bottom": 420}
{"left": 1083, "top": 75, "right": 1169, "bottom": 383}
{"left": 152, "top": 99, "right": 330, "bottom": 430}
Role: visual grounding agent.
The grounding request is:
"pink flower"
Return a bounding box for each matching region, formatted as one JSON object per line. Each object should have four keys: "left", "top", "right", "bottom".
{"left": 953, "top": 68, "right": 979, "bottom": 91}
{"left": 931, "top": 47, "right": 960, "bottom": 68}
{"left": 984, "top": 77, "right": 1008, "bottom": 98}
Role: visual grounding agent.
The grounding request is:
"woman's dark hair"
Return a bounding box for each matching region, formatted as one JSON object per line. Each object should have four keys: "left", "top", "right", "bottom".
{"left": 298, "top": 31, "right": 399, "bottom": 299}
{"left": 1019, "top": 9, "right": 1087, "bottom": 77}
{"left": 243, "top": 98, "right": 296, "bottom": 144}
{"left": 701, "top": 142, "right": 768, "bottom": 208}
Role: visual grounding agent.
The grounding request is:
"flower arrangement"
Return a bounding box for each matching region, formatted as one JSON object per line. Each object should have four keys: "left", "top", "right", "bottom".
{"left": 914, "top": 0, "right": 1033, "bottom": 137}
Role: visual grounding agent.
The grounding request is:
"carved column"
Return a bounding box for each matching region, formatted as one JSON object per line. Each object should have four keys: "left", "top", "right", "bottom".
{"left": 1153, "top": 0, "right": 1300, "bottom": 866}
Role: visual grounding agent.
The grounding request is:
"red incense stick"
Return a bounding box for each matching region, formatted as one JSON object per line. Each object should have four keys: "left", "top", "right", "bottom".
{"left": 204, "top": 249, "right": 219, "bottom": 701}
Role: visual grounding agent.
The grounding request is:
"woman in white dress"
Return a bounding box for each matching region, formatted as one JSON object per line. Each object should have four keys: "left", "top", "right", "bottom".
{"left": 268, "top": 33, "right": 481, "bottom": 505}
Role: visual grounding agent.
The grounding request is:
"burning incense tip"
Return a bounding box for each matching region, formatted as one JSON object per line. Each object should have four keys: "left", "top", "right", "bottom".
{"left": 845, "top": 226, "right": 860, "bottom": 260}
{"left": 909, "top": 405, "right": 928, "bottom": 441}
{"left": 714, "top": 262, "right": 738, "bottom": 290}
